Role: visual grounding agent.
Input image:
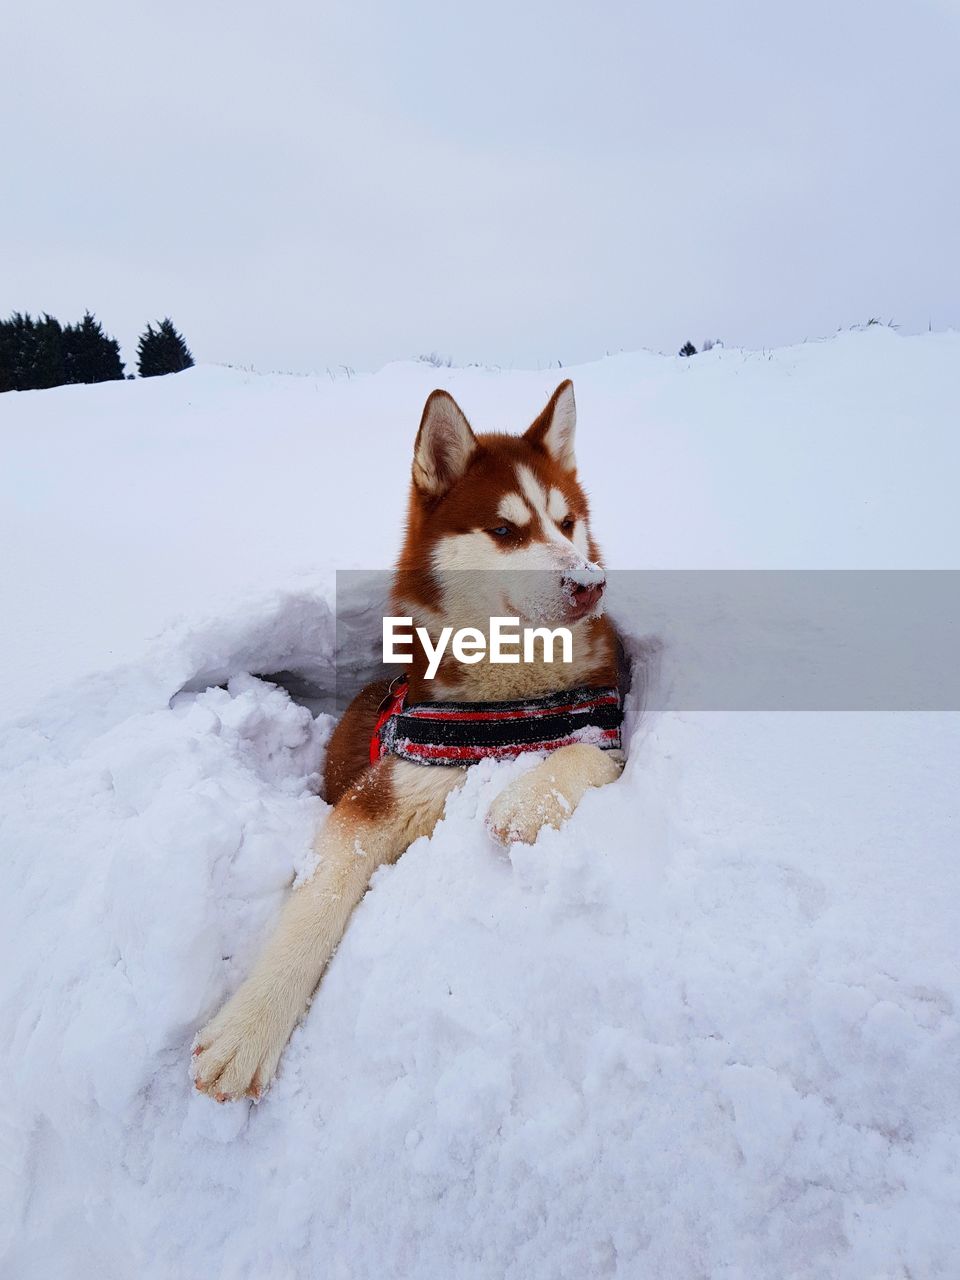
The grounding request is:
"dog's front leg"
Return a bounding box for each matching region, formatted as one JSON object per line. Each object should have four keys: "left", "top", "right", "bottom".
{"left": 192, "top": 760, "right": 463, "bottom": 1101}
{"left": 486, "top": 743, "right": 623, "bottom": 847}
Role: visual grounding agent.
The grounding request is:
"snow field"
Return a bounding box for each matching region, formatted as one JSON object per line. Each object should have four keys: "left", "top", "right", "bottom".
{"left": 2, "top": 328, "right": 959, "bottom": 1277}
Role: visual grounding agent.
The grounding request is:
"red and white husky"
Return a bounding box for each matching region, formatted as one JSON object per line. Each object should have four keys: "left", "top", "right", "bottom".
{"left": 192, "top": 380, "right": 623, "bottom": 1101}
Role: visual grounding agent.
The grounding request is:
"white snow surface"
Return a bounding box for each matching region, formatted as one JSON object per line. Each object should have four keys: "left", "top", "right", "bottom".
{"left": 2, "top": 329, "right": 960, "bottom": 1278}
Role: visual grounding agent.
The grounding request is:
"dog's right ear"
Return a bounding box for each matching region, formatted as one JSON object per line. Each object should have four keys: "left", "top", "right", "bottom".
{"left": 412, "top": 390, "right": 478, "bottom": 497}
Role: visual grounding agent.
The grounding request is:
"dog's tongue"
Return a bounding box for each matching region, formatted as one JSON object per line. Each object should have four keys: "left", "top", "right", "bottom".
{"left": 562, "top": 570, "right": 606, "bottom": 616}
{"left": 567, "top": 581, "right": 604, "bottom": 612}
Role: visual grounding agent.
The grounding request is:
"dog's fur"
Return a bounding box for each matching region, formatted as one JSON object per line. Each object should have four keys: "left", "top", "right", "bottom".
{"left": 192, "top": 380, "right": 622, "bottom": 1101}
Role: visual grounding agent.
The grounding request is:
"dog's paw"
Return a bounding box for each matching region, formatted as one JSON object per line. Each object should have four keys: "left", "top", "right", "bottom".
{"left": 485, "top": 745, "right": 623, "bottom": 846}
{"left": 486, "top": 771, "right": 573, "bottom": 845}
{"left": 191, "top": 986, "right": 288, "bottom": 1103}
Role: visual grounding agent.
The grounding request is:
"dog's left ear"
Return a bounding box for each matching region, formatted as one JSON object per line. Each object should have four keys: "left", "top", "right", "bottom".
{"left": 524, "top": 379, "right": 577, "bottom": 472}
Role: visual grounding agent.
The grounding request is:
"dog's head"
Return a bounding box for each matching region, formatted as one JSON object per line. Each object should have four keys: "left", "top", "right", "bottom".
{"left": 396, "top": 381, "right": 605, "bottom": 628}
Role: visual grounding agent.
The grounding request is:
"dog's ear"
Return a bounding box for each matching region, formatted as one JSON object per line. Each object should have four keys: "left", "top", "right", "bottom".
{"left": 412, "top": 390, "right": 478, "bottom": 497}
{"left": 524, "top": 379, "right": 577, "bottom": 471}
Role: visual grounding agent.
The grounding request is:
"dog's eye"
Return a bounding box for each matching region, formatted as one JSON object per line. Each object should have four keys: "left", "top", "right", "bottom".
{"left": 560, "top": 516, "right": 575, "bottom": 533}
{"left": 488, "top": 525, "right": 512, "bottom": 539}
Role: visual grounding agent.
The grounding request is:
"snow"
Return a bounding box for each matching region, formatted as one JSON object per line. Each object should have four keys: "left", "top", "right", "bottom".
{"left": 2, "top": 329, "right": 960, "bottom": 1277}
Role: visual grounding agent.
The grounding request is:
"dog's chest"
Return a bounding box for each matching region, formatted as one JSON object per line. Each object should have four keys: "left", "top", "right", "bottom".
{"left": 430, "top": 630, "right": 607, "bottom": 702}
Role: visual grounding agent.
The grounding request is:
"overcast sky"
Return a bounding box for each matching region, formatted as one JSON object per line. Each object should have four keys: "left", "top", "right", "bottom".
{"left": 2, "top": 0, "right": 958, "bottom": 375}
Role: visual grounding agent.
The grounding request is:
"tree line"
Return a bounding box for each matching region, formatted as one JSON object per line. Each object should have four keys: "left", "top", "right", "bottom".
{"left": 0, "top": 312, "right": 194, "bottom": 393}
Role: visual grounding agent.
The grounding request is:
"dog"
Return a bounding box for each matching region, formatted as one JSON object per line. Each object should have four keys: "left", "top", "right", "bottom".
{"left": 192, "top": 380, "right": 623, "bottom": 1101}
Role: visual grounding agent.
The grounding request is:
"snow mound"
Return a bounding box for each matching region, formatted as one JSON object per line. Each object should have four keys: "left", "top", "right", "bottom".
{"left": 2, "top": 332, "right": 960, "bottom": 1277}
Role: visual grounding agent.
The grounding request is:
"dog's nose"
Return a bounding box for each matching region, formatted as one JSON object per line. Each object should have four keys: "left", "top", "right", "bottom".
{"left": 562, "top": 577, "right": 605, "bottom": 612}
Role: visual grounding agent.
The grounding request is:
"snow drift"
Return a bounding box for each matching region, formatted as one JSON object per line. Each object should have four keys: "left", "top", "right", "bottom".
{"left": 2, "top": 329, "right": 959, "bottom": 1278}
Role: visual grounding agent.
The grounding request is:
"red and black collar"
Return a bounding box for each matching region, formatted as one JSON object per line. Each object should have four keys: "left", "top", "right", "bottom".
{"left": 370, "top": 677, "right": 622, "bottom": 766}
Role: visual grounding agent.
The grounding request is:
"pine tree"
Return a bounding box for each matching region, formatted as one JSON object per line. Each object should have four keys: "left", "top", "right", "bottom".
{"left": 34, "top": 314, "right": 67, "bottom": 389}
{"left": 137, "top": 318, "right": 194, "bottom": 377}
{"left": 0, "top": 313, "right": 41, "bottom": 391}
{"left": 1, "top": 310, "right": 124, "bottom": 392}
{"left": 679, "top": 341, "right": 697, "bottom": 358}
{"left": 63, "top": 311, "right": 124, "bottom": 384}
{"left": 0, "top": 316, "right": 11, "bottom": 392}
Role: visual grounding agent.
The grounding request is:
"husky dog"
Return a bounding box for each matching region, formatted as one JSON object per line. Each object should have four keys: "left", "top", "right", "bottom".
{"left": 192, "top": 381, "right": 623, "bottom": 1101}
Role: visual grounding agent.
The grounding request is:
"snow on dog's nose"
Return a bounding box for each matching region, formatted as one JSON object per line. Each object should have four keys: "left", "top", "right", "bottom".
{"left": 561, "top": 566, "right": 606, "bottom": 619}
{"left": 563, "top": 563, "right": 605, "bottom": 589}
